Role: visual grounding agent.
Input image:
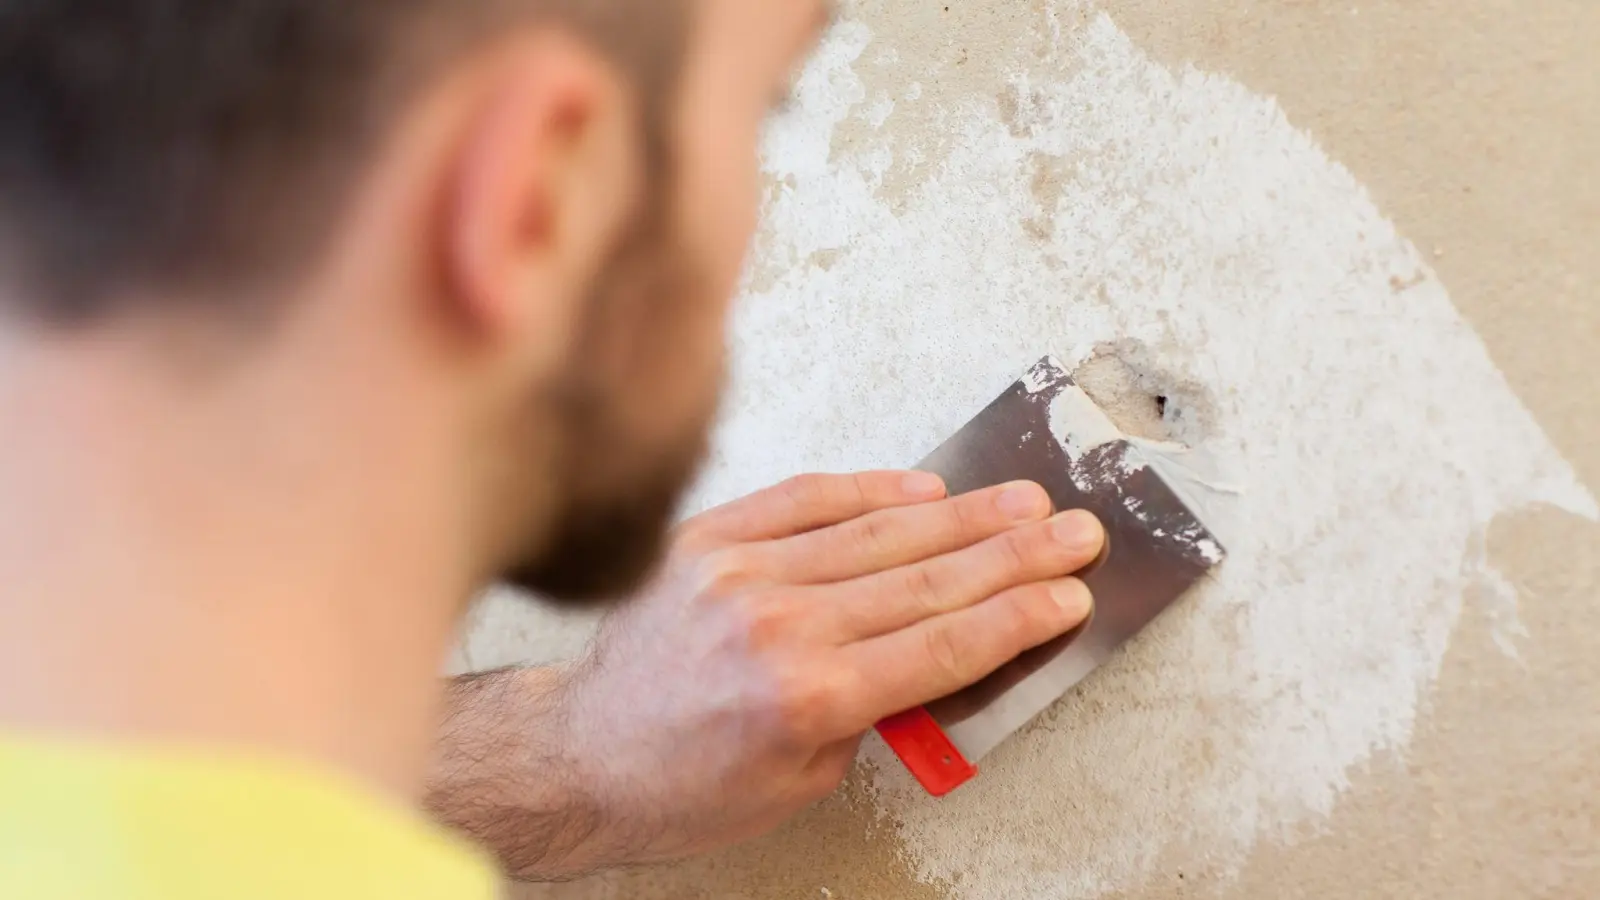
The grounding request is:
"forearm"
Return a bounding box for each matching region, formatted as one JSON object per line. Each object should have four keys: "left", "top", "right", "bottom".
{"left": 425, "top": 666, "right": 612, "bottom": 881}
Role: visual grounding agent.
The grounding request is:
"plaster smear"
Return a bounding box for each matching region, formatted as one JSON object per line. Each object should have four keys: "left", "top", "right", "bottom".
{"left": 675, "top": 7, "right": 1598, "bottom": 900}
{"left": 1046, "top": 381, "right": 1123, "bottom": 462}
{"left": 463, "top": 5, "right": 1597, "bottom": 897}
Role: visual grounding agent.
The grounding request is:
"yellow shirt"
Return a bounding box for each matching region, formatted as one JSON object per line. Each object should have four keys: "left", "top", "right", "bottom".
{"left": 0, "top": 736, "right": 502, "bottom": 899}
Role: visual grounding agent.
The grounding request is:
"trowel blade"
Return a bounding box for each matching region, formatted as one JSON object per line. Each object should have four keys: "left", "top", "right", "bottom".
{"left": 917, "top": 356, "right": 1225, "bottom": 763}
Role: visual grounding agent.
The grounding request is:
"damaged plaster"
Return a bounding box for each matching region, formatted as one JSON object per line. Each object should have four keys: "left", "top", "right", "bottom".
{"left": 477, "top": 2, "right": 1599, "bottom": 898}
{"left": 683, "top": 9, "right": 1598, "bottom": 896}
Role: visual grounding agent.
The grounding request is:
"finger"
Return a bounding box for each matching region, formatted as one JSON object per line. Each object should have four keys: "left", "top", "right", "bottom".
{"left": 685, "top": 471, "right": 947, "bottom": 544}
{"left": 825, "top": 509, "right": 1104, "bottom": 641}
{"left": 751, "top": 481, "right": 1052, "bottom": 584}
{"left": 835, "top": 577, "right": 1094, "bottom": 730}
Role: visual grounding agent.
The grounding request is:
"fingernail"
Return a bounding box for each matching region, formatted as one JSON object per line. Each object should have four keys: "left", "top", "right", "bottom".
{"left": 1051, "top": 510, "right": 1104, "bottom": 552}
{"left": 1050, "top": 580, "right": 1094, "bottom": 619}
{"left": 997, "top": 482, "right": 1049, "bottom": 521}
{"left": 902, "top": 471, "right": 945, "bottom": 499}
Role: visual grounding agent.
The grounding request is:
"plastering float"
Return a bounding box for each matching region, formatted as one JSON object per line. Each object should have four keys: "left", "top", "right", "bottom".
{"left": 875, "top": 356, "right": 1226, "bottom": 796}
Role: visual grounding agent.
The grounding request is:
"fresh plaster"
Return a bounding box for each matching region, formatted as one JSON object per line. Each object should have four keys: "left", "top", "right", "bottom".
{"left": 471, "top": 4, "right": 1596, "bottom": 898}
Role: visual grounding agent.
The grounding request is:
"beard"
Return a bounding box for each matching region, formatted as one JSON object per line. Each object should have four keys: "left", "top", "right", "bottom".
{"left": 502, "top": 429, "right": 708, "bottom": 604}
{"left": 500, "top": 175, "right": 723, "bottom": 606}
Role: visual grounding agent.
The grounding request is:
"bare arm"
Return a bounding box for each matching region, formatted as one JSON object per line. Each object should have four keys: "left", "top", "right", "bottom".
{"left": 426, "top": 472, "right": 1104, "bottom": 882}
{"left": 426, "top": 666, "right": 619, "bottom": 880}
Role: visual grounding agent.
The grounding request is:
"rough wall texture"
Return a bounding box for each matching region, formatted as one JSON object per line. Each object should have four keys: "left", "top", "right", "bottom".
{"left": 467, "top": 1, "right": 1600, "bottom": 897}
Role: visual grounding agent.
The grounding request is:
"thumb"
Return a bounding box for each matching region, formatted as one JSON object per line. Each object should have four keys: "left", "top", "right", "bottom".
{"left": 802, "top": 736, "right": 867, "bottom": 800}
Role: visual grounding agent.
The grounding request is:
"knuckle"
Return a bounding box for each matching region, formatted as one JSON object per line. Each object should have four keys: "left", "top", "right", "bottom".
{"left": 844, "top": 472, "right": 872, "bottom": 508}
{"left": 738, "top": 591, "right": 799, "bottom": 651}
{"left": 993, "top": 528, "right": 1035, "bottom": 576}
{"left": 667, "top": 521, "right": 717, "bottom": 559}
{"left": 689, "top": 546, "right": 760, "bottom": 598}
{"left": 943, "top": 495, "right": 981, "bottom": 543}
{"left": 921, "top": 624, "right": 968, "bottom": 686}
{"left": 848, "top": 512, "right": 894, "bottom": 559}
{"left": 773, "top": 665, "right": 847, "bottom": 740}
{"left": 1004, "top": 584, "right": 1063, "bottom": 639}
{"left": 1012, "top": 521, "right": 1083, "bottom": 574}
{"left": 902, "top": 563, "right": 945, "bottom": 615}
{"left": 781, "top": 473, "right": 831, "bottom": 509}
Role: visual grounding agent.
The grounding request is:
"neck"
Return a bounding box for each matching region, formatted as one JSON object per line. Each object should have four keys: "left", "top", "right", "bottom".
{"left": 0, "top": 313, "right": 477, "bottom": 801}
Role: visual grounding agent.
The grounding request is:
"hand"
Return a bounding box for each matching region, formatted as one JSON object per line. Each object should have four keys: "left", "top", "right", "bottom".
{"left": 428, "top": 471, "right": 1103, "bottom": 879}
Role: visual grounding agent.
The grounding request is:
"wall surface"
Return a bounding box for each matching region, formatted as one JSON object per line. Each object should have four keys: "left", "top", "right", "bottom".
{"left": 462, "top": 1, "right": 1600, "bottom": 897}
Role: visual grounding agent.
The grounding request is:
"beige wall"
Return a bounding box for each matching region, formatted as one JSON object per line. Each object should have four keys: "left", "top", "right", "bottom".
{"left": 1105, "top": 3, "right": 1600, "bottom": 897}
{"left": 492, "top": 2, "right": 1600, "bottom": 897}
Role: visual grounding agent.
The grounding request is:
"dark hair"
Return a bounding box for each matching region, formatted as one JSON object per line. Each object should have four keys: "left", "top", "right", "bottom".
{"left": 0, "top": 0, "right": 686, "bottom": 324}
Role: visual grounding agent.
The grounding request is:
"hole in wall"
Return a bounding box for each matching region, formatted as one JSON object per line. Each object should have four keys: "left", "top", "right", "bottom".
{"left": 1071, "top": 351, "right": 1174, "bottom": 443}
{"left": 1069, "top": 340, "right": 1216, "bottom": 448}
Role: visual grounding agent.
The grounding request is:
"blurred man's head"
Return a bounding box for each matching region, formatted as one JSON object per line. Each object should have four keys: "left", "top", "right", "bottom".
{"left": 0, "top": 0, "right": 831, "bottom": 605}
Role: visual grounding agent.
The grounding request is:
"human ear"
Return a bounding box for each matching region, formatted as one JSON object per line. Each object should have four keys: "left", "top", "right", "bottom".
{"left": 440, "top": 32, "right": 643, "bottom": 356}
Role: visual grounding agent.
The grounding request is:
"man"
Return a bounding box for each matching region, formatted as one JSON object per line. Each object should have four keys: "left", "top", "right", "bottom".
{"left": 0, "top": 0, "right": 1105, "bottom": 896}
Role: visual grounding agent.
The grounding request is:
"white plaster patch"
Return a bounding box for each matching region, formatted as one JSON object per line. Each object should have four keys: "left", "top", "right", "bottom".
{"left": 685, "top": 8, "right": 1598, "bottom": 900}
{"left": 1048, "top": 383, "right": 1123, "bottom": 461}
{"left": 457, "top": 6, "right": 1597, "bottom": 898}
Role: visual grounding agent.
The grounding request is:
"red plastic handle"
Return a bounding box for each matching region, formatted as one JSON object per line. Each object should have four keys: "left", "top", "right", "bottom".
{"left": 874, "top": 706, "right": 977, "bottom": 796}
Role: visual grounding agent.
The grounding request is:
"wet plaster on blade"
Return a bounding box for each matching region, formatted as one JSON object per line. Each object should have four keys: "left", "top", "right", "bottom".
{"left": 1037, "top": 363, "right": 1230, "bottom": 565}
{"left": 1063, "top": 352, "right": 1242, "bottom": 548}
{"left": 1047, "top": 381, "right": 1123, "bottom": 463}
{"left": 478, "top": 2, "right": 1598, "bottom": 898}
